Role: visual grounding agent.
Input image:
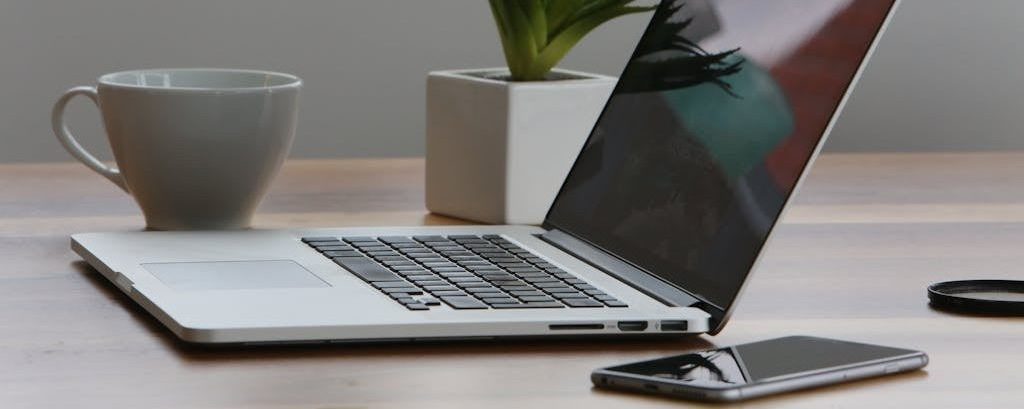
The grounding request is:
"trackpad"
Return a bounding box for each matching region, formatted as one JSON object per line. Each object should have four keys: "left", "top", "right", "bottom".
{"left": 143, "top": 260, "right": 330, "bottom": 291}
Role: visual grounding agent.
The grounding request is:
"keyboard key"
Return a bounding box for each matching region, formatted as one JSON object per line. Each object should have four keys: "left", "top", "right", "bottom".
{"left": 302, "top": 236, "right": 339, "bottom": 243}
{"left": 480, "top": 297, "right": 518, "bottom": 304}
{"left": 519, "top": 295, "right": 556, "bottom": 302}
{"left": 356, "top": 246, "right": 391, "bottom": 254}
{"left": 440, "top": 249, "right": 473, "bottom": 256}
{"left": 446, "top": 234, "right": 482, "bottom": 240}
{"left": 552, "top": 292, "right": 590, "bottom": 299}
{"left": 333, "top": 257, "right": 402, "bottom": 282}
{"left": 391, "top": 242, "right": 424, "bottom": 249}
{"left": 455, "top": 281, "right": 492, "bottom": 288}
{"left": 372, "top": 281, "right": 414, "bottom": 288}
{"left": 412, "top": 257, "right": 447, "bottom": 263}
{"left": 507, "top": 267, "right": 542, "bottom": 273}
{"left": 422, "top": 284, "right": 458, "bottom": 291}
{"left": 510, "top": 290, "right": 546, "bottom": 297}
{"left": 492, "top": 302, "right": 563, "bottom": 309}
{"left": 342, "top": 236, "right": 377, "bottom": 242}
{"left": 449, "top": 256, "right": 484, "bottom": 261}
{"left": 464, "top": 287, "right": 503, "bottom": 295}
{"left": 448, "top": 276, "right": 483, "bottom": 283}
{"left": 312, "top": 244, "right": 352, "bottom": 251}
{"left": 478, "top": 273, "right": 516, "bottom": 281}
{"left": 379, "top": 236, "right": 415, "bottom": 243}
{"left": 436, "top": 271, "right": 474, "bottom": 278}
{"left": 396, "top": 271, "right": 431, "bottom": 278}
{"left": 382, "top": 288, "right": 423, "bottom": 296}
{"left": 420, "top": 298, "right": 442, "bottom": 306}
{"left": 415, "top": 280, "right": 448, "bottom": 287}
{"left": 413, "top": 235, "right": 447, "bottom": 242}
{"left": 521, "top": 276, "right": 559, "bottom": 283}
{"left": 405, "top": 303, "right": 430, "bottom": 311}
{"left": 348, "top": 239, "right": 382, "bottom": 246}
{"left": 408, "top": 276, "right": 443, "bottom": 283}
{"left": 603, "top": 300, "right": 628, "bottom": 307}
{"left": 491, "top": 280, "right": 526, "bottom": 286}
{"left": 563, "top": 298, "right": 604, "bottom": 308}
{"left": 322, "top": 250, "right": 361, "bottom": 258}
{"left": 440, "top": 296, "right": 488, "bottom": 309}
{"left": 392, "top": 296, "right": 416, "bottom": 304}
{"left": 500, "top": 285, "right": 534, "bottom": 292}
{"left": 431, "top": 290, "right": 467, "bottom": 297}
{"left": 432, "top": 267, "right": 468, "bottom": 273}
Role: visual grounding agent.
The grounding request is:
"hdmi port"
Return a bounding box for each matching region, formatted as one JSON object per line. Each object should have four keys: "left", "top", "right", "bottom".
{"left": 617, "top": 321, "right": 648, "bottom": 331}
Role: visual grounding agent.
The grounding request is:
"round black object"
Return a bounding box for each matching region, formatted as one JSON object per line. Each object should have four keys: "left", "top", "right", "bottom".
{"left": 928, "top": 280, "right": 1024, "bottom": 315}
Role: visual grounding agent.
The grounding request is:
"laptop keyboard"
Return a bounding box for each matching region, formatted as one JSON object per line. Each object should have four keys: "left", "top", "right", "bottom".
{"left": 301, "top": 234, "right": 627, "bottom": 311}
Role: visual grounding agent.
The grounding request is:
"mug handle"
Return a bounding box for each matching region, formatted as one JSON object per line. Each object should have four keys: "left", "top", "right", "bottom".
{"left": 51, "top": 86, "right": 128, "bottom": 192}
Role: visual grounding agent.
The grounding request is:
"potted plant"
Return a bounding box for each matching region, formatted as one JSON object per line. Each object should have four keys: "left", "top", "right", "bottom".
{"left": 426, "top": 0, "right": 655, "bottom": 224}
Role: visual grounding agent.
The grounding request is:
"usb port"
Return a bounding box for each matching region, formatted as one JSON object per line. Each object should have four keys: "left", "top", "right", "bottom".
{"left": 617, "top": 321, "right": 648, "bottom": 331}
{"left": 660, "top": 320, "right": 688, "bottom": 331}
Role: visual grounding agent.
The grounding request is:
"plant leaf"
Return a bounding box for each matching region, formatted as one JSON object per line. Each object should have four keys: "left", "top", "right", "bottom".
{"left": 546, "top": 0, "right": 585, "bottom": 35}
{"left": 524, "top": 0, "right": 547, "bottom": 51}
{"left": 528, "top": 5, "right": 654, "bottom": 80}
{"left": 503, "top": 1, "right": 541, "bottom": 80}
{"left": 488, "top": 0, "right": 518, "bottom": 75}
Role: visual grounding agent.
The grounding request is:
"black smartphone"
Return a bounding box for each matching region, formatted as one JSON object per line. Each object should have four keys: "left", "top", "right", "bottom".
{"left": 592, "top": 336, "right": 928, "bottom": 402}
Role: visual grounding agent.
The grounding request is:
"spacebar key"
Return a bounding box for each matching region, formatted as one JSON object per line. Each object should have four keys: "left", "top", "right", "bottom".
{"left": 440, "top": 296, "right": 488, "bottom": 309}
{"left": 333, "top": 256, "right": 401, "bottom": 282}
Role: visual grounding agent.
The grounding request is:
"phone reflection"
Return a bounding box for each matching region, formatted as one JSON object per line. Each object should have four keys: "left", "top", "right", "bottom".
{"left": 610, "top": 348, "right": 747, "bottom": 385}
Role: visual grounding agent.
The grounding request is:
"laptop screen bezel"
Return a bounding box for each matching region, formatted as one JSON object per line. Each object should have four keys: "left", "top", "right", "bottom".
{"left": 541, "top": 0, "right": 900, "bottom": 334}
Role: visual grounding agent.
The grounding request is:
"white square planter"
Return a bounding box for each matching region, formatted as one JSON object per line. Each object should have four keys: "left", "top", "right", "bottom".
{"left": 426, "top": 68, "right": 616, "bottom": 225}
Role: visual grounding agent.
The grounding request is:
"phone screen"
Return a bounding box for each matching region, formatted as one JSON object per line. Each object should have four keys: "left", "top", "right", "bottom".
{"left": 604, "top": 336, "right": 919, "bottom": 385}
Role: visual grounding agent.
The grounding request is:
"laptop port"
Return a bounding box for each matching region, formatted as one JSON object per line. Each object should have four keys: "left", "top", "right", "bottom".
{"left": 549, "top": 323, "right": 605, "bottom": 330}
{"left": 617, "top": 321, "right": 648, "bottom": 331}
{"left": 660, "top": 320, "right": 688, "bottom": 331}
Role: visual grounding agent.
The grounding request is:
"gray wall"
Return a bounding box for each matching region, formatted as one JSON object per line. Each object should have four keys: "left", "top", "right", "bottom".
{"left": 827, "top": 0, "right": 1024, "bottom": 152}
{"left": 1, "top": 0, "right": 1022, "bottom": 163}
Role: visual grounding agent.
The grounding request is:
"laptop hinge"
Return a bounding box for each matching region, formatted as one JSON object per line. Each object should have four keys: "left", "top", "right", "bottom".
{"left": 539, "top": 229, "right": 700, "bottom": 308}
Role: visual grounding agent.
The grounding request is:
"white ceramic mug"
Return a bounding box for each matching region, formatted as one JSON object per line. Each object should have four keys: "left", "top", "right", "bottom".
{"left": 52, "top": 68, "right": 302, "bottom": 230}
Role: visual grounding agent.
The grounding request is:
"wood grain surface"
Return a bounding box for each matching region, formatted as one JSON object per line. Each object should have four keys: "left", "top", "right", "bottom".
{"left": 1, "top": 153, "right": 1022, "bottom": 408}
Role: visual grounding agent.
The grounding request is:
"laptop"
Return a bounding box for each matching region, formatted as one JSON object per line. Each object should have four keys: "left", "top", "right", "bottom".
{"left": 72, "top": 0, "right": 898, "bottom": 344}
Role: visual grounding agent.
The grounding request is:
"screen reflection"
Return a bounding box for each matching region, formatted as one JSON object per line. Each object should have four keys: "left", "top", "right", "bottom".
{"left": 547, "top": 0, "right": 895, "bottom": 311}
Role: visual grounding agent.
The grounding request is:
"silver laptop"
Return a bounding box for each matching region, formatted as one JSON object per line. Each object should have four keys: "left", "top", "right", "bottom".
{"left": 72, "top": 0, "right": 898, "bottom": 344}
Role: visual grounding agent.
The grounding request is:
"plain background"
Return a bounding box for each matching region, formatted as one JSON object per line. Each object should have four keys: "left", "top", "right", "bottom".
{"left": 2, "top": 0, "right": 1022, "bottom": 163}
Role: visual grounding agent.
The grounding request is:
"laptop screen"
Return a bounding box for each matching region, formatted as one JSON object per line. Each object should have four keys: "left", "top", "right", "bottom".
{"left": 546, "top": 0, "right": 895, "bottom": 312}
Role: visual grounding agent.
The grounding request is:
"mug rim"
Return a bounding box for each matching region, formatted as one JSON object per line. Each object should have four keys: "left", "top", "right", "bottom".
{"left": 98, "top": 68, "right": 302, "bottom": 93}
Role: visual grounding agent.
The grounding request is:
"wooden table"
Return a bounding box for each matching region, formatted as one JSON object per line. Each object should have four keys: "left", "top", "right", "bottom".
{"left": 2, "top": 153, "right": 1022, "bottom": 408}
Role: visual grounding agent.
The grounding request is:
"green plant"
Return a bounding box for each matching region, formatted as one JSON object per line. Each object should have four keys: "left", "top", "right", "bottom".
{"left": 488, "top": 0, "right": 655, "bottom": 81}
